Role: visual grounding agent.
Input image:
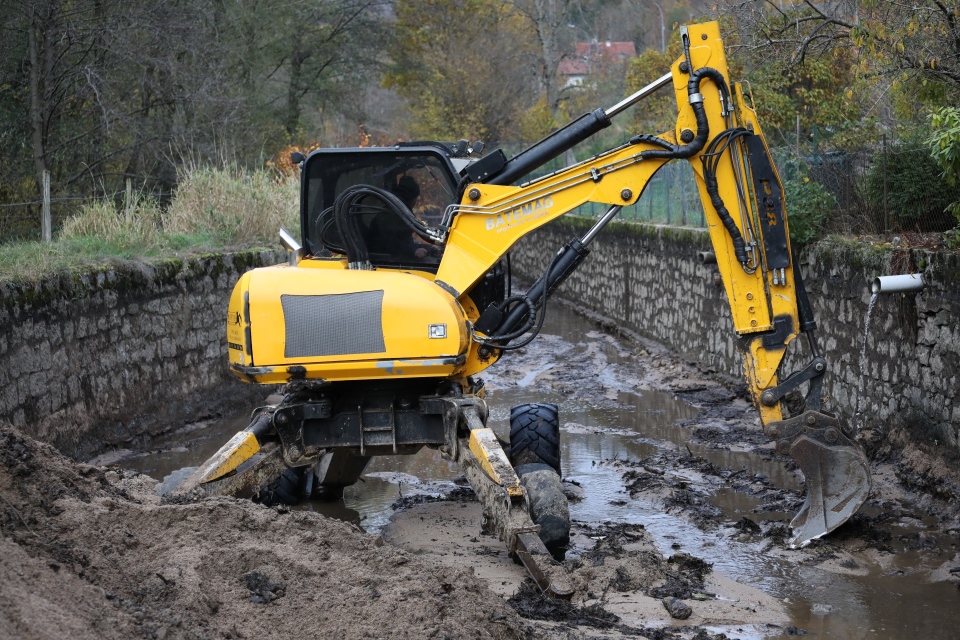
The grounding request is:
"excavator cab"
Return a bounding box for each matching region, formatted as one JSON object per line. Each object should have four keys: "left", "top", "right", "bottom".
{"left": 302, "top": 145, "right": 461, "bottom": 269}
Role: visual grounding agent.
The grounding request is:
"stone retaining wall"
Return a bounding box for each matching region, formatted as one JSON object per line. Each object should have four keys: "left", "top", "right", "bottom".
{"left": 510, "top": 218, "right": 960, "bottom": 450}
{"left": 4, "top": 229, "right": 957, "bottom": 460}
{"left": 0, "top": 251, "right": 280, "bottom": 459}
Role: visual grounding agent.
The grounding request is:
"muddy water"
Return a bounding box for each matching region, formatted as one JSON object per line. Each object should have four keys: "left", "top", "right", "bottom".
{"left": 120, "top": 303, "right": 959, "bottom": 640}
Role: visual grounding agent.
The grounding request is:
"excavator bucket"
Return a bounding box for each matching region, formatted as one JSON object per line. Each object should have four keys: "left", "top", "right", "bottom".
{"left": 787, "top": 431, "right": 871, "bottom": 547}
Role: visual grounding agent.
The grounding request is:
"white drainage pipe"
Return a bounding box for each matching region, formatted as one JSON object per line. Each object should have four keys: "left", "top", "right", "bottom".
{"left": 697, "top": 251, "right": 716, "bottom": 264}
{"left": 871, "top": 273, "right": 924, "bottom": 294}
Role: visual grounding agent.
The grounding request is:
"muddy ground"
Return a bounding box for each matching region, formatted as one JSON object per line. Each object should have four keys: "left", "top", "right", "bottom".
{"left": 3, "top": 300, "right": 960, "bottom": 639}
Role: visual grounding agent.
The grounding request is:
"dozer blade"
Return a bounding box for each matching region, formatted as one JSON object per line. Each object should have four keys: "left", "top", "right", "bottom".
{"left": 787, "top": 428, "right": 871, "bottom": 548}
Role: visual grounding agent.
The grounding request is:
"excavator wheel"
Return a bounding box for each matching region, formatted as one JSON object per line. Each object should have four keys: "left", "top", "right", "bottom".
{"left": 509, "top": 403, "right": 562, "bottom": 473}
{"left": 254, "top": 467, "right": 304, "bottom": 507}
{"left": 509, "top": 403, "right": 570, "bottom": 560}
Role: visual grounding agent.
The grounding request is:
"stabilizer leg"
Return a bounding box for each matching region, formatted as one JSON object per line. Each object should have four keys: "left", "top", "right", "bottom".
{"left": 442, "top": 397, "right": 573, "bottom": 598}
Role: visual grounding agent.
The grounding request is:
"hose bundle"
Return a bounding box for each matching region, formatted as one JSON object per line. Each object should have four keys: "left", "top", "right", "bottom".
{"left": 628, "top": 67, "right": 748, "bottom": 266}
{"left": 332, "top": 185, "right": 443, "bottom": 269}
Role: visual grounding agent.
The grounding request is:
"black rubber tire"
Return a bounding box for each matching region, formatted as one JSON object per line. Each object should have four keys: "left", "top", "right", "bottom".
{"left": 255, "top": 467, "right": 304, "bottom": 506}
{"left": 509, "top": 403, "right": 568, "bottom": 559}
{"left": 516, "top": 463, "right": 571, "bottom": 561}
{"left": 509, "top": 403, "right": 561, "bottom": 474}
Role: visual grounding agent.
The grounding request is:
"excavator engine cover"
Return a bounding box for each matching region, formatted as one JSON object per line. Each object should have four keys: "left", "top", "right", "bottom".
{"left": 227, "top": 266, "right": 469, "bottom": 385}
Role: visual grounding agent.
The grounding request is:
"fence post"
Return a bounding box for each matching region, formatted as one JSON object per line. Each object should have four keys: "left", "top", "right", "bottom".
{"left": 42, "top": 169, "right": 51, "bottom": 243}
{"left": 882, "top": 135, "right": 888, "bottom": 233}
{"left": 796, "top": 114, "right": 801, "bottom": 160}
{"left": 125, "top": 177, "right": 133, "bottom": 217}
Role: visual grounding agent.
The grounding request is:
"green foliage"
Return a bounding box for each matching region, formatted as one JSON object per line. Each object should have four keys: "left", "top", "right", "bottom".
{"left": 730, "top": 45, "right": 865, "bottom": 147}
{"left": 927, "top": 106, "right": 960, "bottom": 221}
{"left": 625, "top": 36, "right": 685, "bottom": 134}
{"left": 865, "top": 141, "right": 960, "bottom": 229}
{"left": 784, "top": 175, "right": 836, "bottom": 246}
{"left": 944, "top": 227, "right": 960, "bottom": 250}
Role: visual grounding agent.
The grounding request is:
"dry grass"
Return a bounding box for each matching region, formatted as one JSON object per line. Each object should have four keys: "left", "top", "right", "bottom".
{"left": 164, "top": 166, "right": 299, "bottom": 244}
{"left": 0, "top": 166, "right": 298, "bottom": 283}
{"left": 59, "top": 197, "right": 164, "bottom": 249}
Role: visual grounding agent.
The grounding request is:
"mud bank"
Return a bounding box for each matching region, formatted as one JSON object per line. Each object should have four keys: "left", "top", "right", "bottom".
{"left": 0, "top": 424, "right": 528, "bottom": 640}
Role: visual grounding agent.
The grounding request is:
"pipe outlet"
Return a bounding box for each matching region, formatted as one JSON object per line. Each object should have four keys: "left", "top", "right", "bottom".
{"left": 697, "top": 251, "right": 716, "bottom": 264}
{"left": 871, "top": 273, "right": 924, "bottom": 295}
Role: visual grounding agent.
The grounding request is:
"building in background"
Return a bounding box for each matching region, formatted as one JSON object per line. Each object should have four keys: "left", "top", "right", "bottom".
{"left": 559, "top": 41, "right": 637, "bottom": 88}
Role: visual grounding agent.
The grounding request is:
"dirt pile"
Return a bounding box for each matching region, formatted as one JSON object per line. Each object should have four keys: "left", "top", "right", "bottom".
{"left": 0, "top": 423, "right": 527, "bottom": 640}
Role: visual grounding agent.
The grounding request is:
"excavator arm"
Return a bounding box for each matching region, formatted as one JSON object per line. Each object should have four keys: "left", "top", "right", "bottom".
{"left": 440, "top": 22, "right": 869, "bottom": 547}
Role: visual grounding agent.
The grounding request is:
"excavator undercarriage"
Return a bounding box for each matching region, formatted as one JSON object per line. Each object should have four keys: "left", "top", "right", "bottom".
{"left": 175, "top": 22, "right": 871, "bottom": 597}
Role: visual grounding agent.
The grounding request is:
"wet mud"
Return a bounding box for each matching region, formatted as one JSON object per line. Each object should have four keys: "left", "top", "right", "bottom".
{"left": 0, "top": 426, "right": 529, "bottom": 640}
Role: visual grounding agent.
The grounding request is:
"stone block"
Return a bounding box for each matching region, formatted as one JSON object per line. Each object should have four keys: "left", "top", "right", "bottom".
{"left": 160, "top": 338, "right": 177, "bottom": 359}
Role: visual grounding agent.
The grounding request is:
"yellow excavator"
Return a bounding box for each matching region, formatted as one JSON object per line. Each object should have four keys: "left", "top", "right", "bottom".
{"left": 180, "top": 22, "right": 871, "bottom": 597}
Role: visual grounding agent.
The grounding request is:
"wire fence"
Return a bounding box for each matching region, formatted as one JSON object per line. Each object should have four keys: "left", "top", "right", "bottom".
{"left": 557, "top": 135, "right": 959, "bottom": 236}
{"left": 3, "top": 135, "right": 957, "bottom": 245}
{"left": 783, "top": 137, "right": 958, "bottom": 236}
{"left": 0, "top": 189, "right": 171, "bottom": 244}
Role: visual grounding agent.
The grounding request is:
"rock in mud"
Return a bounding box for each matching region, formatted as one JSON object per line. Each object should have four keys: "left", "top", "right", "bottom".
{"left": 243, "top": 568, "right": 285, "bottom": 604}
{"left": 661, "top": 596, "right": 692, "bottom": 619}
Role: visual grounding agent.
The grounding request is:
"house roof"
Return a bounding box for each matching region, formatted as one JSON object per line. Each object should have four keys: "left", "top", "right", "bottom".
{"left": 558, "top": 41, "right": 637, "bottom": 75}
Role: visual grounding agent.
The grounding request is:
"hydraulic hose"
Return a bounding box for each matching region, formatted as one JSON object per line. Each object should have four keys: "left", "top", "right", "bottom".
{"left": 627, "top": 67, "right": 747, "bottom": 265}
{"left": 333, "top": 185, "right": 443, "bottom": 269}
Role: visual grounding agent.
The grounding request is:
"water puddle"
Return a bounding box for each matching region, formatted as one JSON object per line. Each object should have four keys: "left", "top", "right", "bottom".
{"left": 118, "top": 302, "right": 959, "bottom": 639}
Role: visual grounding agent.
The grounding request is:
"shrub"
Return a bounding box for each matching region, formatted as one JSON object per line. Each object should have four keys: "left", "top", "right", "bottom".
{"left": 784, "top": 175, "right": 836, "bottom": 246}
{"left": 927, "top": 106, "right": 960, "bottom": 222}
{"left": 864, "top": 141, "right": 960, "bottom": 231}
{"left": 60, "top": 197, "right": 163, "bottom": 251}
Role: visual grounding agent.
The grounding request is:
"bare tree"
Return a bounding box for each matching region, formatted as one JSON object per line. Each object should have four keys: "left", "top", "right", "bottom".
{"left": 724, "top": 0, "right": 960, "bottom": 91}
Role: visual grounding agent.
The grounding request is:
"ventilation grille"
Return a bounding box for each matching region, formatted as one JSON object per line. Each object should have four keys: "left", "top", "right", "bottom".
{"left": 281, "top": 291, "right": 386, "bottom": 358}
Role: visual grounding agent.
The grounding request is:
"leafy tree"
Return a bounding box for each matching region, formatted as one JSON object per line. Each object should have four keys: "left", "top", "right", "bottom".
{"left": 625, "top": 33, "right": 684, "bottom": 134}
{"left": 0, "top": 0, "right": 387, "bottom": 241}
{"left": 385, "top": 0, "right": 540, "bottom": 142}
{"left": 722, "top": 0, "right": 960, "bottom": 116}
{"left": 928, "top": 106, "right": 960, "bottom": 221}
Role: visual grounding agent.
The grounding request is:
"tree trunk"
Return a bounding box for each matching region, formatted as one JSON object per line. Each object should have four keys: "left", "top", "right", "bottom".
{"left": 285, "top": 33, "right": 305, "bottom": 137}
{"left": 532, "top": 0, "right": 561, "bottom": 119}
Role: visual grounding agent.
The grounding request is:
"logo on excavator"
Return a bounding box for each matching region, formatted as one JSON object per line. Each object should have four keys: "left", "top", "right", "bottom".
{"left": 485, "top": 196, "right": 553, "bottom": 232}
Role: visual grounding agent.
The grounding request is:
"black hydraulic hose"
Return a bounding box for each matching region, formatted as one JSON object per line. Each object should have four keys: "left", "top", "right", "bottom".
{"left": 333, "top": 189, "right": 367, "bottom": 266}
{"left": 333, "top": 185, "right": 445, "bottom": 267}
{"left": 478, "top": 238, "right": 590, "bottom": 351}
{"left": 627, "top": 67, "right": 747, "bottom": 265}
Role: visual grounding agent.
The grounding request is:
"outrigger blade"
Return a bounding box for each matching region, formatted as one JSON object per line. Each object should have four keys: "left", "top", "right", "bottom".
{"left": 787, "top": 424, "right": 871, "bottom": 548}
